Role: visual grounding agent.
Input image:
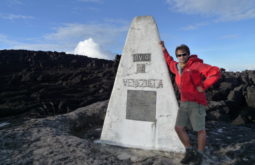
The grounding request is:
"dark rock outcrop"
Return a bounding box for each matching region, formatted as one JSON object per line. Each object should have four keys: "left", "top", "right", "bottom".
{"left": 0, "top": 50, "right": 119, "bottom": 117}
{"left": 1, "top": 49, "right": 255, "bottom": 165}
{"left": 206, "top": 70, "right": 255, "bottom": 124}
{"left": 0, "top": 49, "right": 255, "bottom": 124}
{"left": 246, "top": 86, "right": 255, "bottom": 108}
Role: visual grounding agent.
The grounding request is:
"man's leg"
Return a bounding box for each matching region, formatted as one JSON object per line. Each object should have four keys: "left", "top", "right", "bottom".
{"left": 189, "top": 103, "right": 207, "bottom": 165}
{"left": 197, "top": 129, "right": 206, "bottom": 152}
{"left": 175, "top": 126, "right": 197, "bottom": 164}
{"left": 175, "top": 126, "right": 191, "bottom": 148}
{"left": 175, "top": 102, "right": 197, "bottom": 164}
{"left": 175, "top": 102, "right": 190, "bottom": 148}
{"left": 191, "top": 130, "right": 206, "bottom": 165}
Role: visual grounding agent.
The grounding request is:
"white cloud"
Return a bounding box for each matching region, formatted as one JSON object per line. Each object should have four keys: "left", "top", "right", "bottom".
{"left": 7, "top": 0, "right": 23, "bottom": 6}
{"left": 74, "top": 38, "right": 110, "bottom": 59}
{"left": 1, "top": 22, "right": 128, "bottom": 58}
{"left": 182, "top": 22, "right": 209, "bottom": 30}
{"left": 0, "top": 34, "right": 12, "bottom": 44}
{"left": 166, "top": 0, "right": 255, "bottom": 21}
{"left": 0, "top": 34, "right": 22, "bottom": 49}
{"left": 219, "top": 34, "right": 239, "bottom": 40}
{"left": 0, "top": 13, "right": 33, "bottom": 20}
{"left": 45, "top": 23, "right": 127, "bottom": 46}
{"left": 13, "top": 43, "right": 67, "bottom": 52}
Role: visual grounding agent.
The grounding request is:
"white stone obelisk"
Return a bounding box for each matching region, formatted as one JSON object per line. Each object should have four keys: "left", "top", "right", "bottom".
{"left": 99, "top": 16, "right": 185, "bottom": 152}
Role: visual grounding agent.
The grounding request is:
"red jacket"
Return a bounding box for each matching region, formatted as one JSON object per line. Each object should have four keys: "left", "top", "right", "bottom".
{"left": 163, "top": 49, "right": 221, "bottom": 105}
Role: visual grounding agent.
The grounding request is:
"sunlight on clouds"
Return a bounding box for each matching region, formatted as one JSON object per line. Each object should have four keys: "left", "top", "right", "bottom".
{"left": 166, "top": 0, "right": 255, "bottom": 21}
{"left": 43, "top": 23, "right": 127, "bottom": 58}
{"left": 74, "top": 38, "right": 110, "bottom": 59}
{"left": 1, "top": 22, "right": 127, "bottom": 58}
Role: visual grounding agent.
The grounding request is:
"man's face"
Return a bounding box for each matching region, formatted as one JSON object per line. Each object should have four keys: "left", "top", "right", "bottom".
{"left": 176, "top": 49, "right": 189, "bottom": 63}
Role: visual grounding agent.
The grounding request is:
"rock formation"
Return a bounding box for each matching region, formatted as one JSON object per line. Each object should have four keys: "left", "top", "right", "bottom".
{"left": 0, "top": 50, "right": 255, "bottom": 164}
{"left": 0, "top": 50, "right": 119, "bottom": 117}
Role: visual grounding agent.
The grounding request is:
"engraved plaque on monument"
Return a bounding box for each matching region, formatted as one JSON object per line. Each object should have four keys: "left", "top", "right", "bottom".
{"left": 126, "top": 90, "right": 156, "bottom": 122}
{"left": 99, "top": 16, "right": 185, "bottom": 152}
{"left": 133, "top": 53, "right": 151, "bottom": 62}
{"left": 136, "top": 64, "right": 146, "bottom": 73}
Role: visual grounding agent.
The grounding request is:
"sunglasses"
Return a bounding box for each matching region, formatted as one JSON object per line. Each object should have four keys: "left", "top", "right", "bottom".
{"left": 176, "top": 53, "right": 188, "bottom": 57}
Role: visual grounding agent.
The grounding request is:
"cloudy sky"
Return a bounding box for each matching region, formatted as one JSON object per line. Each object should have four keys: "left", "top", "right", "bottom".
{"left": 0, "top": 0, "right": 255, "bottom": 71}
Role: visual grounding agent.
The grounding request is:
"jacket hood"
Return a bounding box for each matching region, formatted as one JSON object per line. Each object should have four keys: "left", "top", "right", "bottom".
{"left": 186, "top": 54, "right": 203, "bottom": 65}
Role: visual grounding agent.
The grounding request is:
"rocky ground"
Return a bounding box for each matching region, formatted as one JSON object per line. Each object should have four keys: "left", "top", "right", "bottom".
{"left": 1, "top": 101, "right": 255, "bottom": 165}
{"left": 1, "top": 50, "right": 255, "bottom": 165}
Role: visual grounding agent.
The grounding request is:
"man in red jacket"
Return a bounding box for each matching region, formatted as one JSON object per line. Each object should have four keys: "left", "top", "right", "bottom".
{"left": 160, "top": 41, "right": 221, "bottom": 165}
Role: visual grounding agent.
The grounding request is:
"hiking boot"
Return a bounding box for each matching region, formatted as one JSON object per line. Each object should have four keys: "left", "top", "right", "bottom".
{"left": 192, "top": 151, "right": 203, "bottom": 165}
{"left": 180, "top": 148, "right": 196, "bottom": 164}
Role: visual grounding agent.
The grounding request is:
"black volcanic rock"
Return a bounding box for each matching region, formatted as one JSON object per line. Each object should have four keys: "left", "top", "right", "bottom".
{"left": 0, "top": 49, "right": 255, "bottom": 124}
{"left": 246, "top": 86, "right": 255, "bottom": 108}
{"left": 0, "top": 50, "right": 118, "bottom": 117}
{"left": 1, "top": 49, "right": 255, "bottom": 165}
{"left": 206, "top": 70, "right": 255, "bottom": 124}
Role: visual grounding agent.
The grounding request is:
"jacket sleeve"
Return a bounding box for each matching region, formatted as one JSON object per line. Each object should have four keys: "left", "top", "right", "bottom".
{"left": 199, "top": 64, "right": 221, "bottom": 90}
{"left": 163, "top": 49, "right": 177, "bottom": 74}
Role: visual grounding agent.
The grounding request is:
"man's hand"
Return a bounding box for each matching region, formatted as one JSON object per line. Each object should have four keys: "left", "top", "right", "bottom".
{"left": 159, "top": 41, "right": 166, "bottom": 51}
{"left": 197, "top": 86, "right": 204, "bottom": 93}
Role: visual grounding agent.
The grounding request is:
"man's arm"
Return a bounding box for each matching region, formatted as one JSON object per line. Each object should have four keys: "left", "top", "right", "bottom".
{"left": 159, "top": 41, "right": 177, "bottom": 74}
{"left": 199, "top": 64, "right": 221, "bottom": 90}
